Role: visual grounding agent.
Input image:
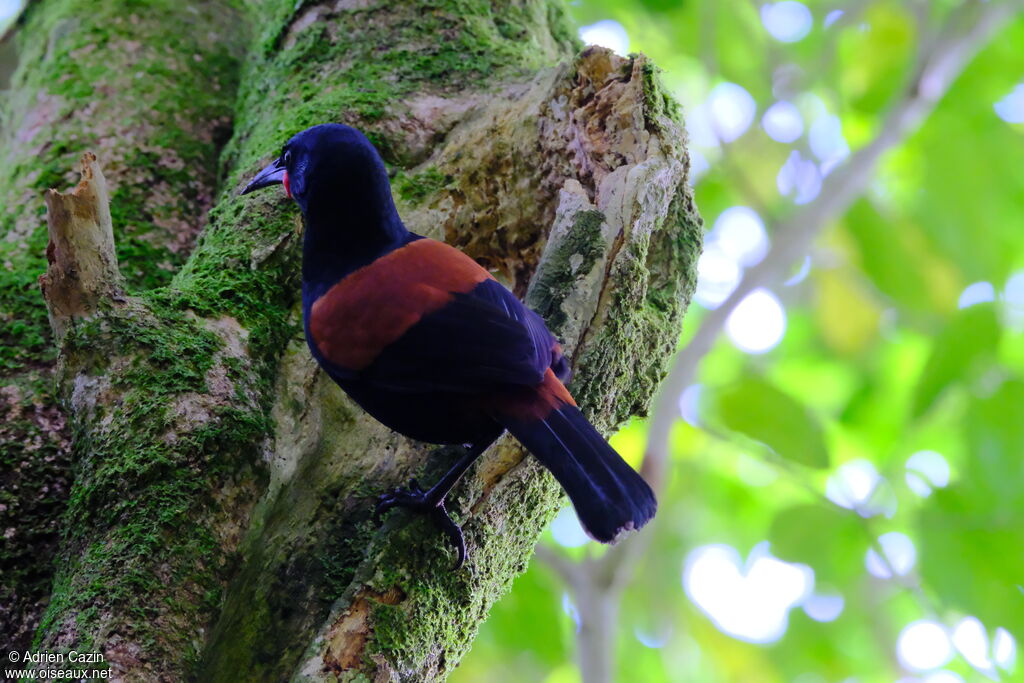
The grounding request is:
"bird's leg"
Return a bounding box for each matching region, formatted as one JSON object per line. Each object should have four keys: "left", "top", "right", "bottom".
{"left": 375, "top": 440, "right": 491, "bottom": 569}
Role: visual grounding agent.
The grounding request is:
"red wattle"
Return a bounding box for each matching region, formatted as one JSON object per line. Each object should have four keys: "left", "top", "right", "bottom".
{"left": 283, "top": 170, "right": 292, "bottom": 199}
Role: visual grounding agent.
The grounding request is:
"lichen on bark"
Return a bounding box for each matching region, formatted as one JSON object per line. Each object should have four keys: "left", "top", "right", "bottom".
{"left": 2, "top": 0, "right": 701, "bottom": 679}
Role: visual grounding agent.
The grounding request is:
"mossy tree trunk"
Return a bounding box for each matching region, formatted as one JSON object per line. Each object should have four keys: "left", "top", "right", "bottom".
{"left": 1, "top": 0, "right": 247, "bottom": 654}
{"left": 0, "top": 0, "right": 701, "bottom": 680}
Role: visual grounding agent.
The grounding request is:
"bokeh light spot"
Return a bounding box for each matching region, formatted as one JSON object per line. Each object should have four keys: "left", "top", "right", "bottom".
{"left": 952, "top": 617, "right": 993, "bottom": 673}
{"left": 678, "top": 384, "right": 703, "bottom": 426}
{"left": 1002, "top": 270, "right": 1024, "bottom": 330}
{"left": 686, "top": 104, "right": 722, "bottom": 149}
{"left": 696, "top": 208, "right": 772, "bottom": 308}
{"left": 684, "top": 542, "right": 813, "bottom": 643}
{"left": 579, "top": 20, "right": 629, "bottom": 56}
{"left": 760, "top": 2, "right": 813, "bottom": 43}
{"left": 994, "top": 627, "right": 1017, "bottom": 671}
{"left": 824, "top": 9, "right": 844, "bottom": 28}
{"left": 551, "top": 506, "right": 590, "bottom": 548}
{"left": 905, "top": 450, "right": 950, "bottom": 498}
{"left": 0, "top": 0, "right": 19, "bottom": 21}
{"left": 634, "top": 624, "right": 672, "bottom": 649}
{"left": 712, "top": 206, "right": 769, "bottom": 267}
{"left": 561, "top": 592, "right": 581, "bottom": 633}
{"left": 689, "top": 149, "right": 711, "bottom": 184}
{"left": 866, "top": 532, "right": 916, "bottom": 579}
{"left": 726, "top": 288, "right": 787, "bottom": 353}
{"left": 958, "top": 281, "right": 995, "bottom": 309}
{"left": 707, "top": 83, "right": 757, "bottom": 143}
{"left": 784, "top": 254, "right": 812, "bottom": 286}
{"left": 994, "top": 83, "right": 1024, "bottom": 124}
{"left": 803, "top": 592, "right": 844, "bottom": 622}
{"left": 825, "top": 459, "right": 880, "bottom": 511}
{"left": 763, "top": 100, "right": 804, "bottom": 142}
{"left": 778, "top": 150, "right": 821, "bottom": 204}
{"left": 897, "top": 620, "right": 953, "bottom": 671}
{"left": 809, "top": 113, "right": 850, "bottom": 164}
{"left": 695, "top": 244, "right": 742, "bottom": 308}
{"left": 905, "top": 471, "right": 932, "bottom": 498}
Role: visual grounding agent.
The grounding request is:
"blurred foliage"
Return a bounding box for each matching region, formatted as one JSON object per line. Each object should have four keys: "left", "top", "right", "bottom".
{"left": 455, "top": 1, "right": 1024, "bottom": 681}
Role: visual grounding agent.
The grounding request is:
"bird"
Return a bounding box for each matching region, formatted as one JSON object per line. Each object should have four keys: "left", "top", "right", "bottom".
{"left": 242, "top": 123, "right": 656, "bottom": 568}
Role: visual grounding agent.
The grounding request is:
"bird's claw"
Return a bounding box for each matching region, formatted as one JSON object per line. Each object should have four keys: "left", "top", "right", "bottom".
{"left": 374, "top": 478, "right": 425, "bottom": 521}
{"left": 431, "top": 503, "right": 467, "bottom": 570}
{"left": 373, "top": 480, "right": 467, "bottom": 569}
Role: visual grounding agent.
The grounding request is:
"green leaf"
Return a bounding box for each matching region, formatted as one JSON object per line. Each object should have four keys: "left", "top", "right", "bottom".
{"left": 844, "top": 201, "right": 960, "bottom": 316}
{"left": 714, "top": 377, "right": 830, "bottom": 468}
{"left": 965, "top": 379, "right": 1024, "bottom": 511}
{"left": 919, "top": 488, "right": 1024, "bottom": 636}
{"left": 770, "top": 504, "right": 865, "bottom": 583}
{"left": 916, "top": 381, "right": 1024, "bottom": 634}
{"left": 911, "top": 304, "right": 1000, "bottom": 419}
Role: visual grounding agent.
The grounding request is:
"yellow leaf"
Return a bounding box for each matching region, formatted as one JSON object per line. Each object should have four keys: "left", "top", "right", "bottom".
{"left": 815, "top": 268, "right": 882, "bottom": 355}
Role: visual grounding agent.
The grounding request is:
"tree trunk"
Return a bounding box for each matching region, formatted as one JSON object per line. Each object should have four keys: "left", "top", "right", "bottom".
{"left": 1, "top": 0, "right": 246, "bottom": 653}
{"left": 1, "top": 1, "right": 702, "bottom": 680}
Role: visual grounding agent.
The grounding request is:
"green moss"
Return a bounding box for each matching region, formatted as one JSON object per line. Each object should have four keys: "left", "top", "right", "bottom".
{"left": 395, "top": 167, "right": 452, "bottom": 203}
{"left": 224, "top": 0, "right": 579, "bottom": 183}
{"left": 638, "top": 58, "right": 682, "bottom": 131}
{"left": 571, "top": 193, "right": 703, "bottom": 430}
{"left": 364, "top": 462, "right": 565, "bottom": 678}
{"left": 28, "top": 166, "right": 296, "bottom": 654}
{"left": 0, "top": 0, "right": 246, "bottom": 372}
{"left": 0, "top": 226, "right": 53, "bottom": 370}
{"left": 0, "top": 374, "right": 72, "bottom": 649}
{"left": 35, "top": 317, "right": 274, "bottom": 660}
{"left": 546, "top": 0, "right": 580, "bottom": 49}
{"left": 320, "top": 514, "right": 377, "bottom": 602}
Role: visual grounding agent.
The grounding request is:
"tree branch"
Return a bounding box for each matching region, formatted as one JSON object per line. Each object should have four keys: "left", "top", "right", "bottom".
{"left": 39, "top": 153, "right": 123, "bottom": 343}
{"left": 535, "top": 545, "right": 584, "bottom": 591}
{"left": 0, "top": 0, "right": 248, "bottom": 652}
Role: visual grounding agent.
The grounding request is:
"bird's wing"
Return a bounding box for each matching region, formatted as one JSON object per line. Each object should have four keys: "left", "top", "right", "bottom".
{"left": 308, "top": 238, "right": 560, "bottom": 393}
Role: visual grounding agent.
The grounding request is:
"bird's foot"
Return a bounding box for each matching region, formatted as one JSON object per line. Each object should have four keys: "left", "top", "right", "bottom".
{"left": 374, "top": 478, "right": 428, "bottom": 516}
{"left": 375, "top": 478, "right": 467, "bottom": 570}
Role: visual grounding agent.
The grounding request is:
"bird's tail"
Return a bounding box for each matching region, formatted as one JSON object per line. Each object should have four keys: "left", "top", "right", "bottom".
{"left": 493, "top": 373, "right": 657, "bottom": 542}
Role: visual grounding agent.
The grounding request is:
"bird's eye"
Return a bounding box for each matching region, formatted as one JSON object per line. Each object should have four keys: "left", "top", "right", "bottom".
{"left": 283, "top": 150, "right": 292, "bottom": 166}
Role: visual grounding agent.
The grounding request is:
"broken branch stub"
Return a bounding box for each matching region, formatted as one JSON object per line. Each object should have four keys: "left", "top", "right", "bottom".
{"left": 39, "top": 152, "right": 123, "bottom": 342}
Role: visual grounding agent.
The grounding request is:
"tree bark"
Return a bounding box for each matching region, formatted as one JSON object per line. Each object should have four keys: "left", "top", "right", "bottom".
{"left": 1, "top": 0, "right": 701, "bottom": 680}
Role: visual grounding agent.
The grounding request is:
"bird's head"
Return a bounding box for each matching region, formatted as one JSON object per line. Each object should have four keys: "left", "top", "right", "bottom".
{"left": 241, "top": 123, "right": 394, "bottom": 220}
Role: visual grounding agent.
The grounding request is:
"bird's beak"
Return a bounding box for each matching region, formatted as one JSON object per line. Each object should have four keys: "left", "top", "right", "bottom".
{"left": 240, "top": 156, "right": 286, "bottom": 195}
